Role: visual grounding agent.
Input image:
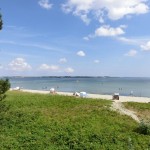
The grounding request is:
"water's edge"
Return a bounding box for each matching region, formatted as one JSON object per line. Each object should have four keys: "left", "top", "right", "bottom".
{"left": 3, "top": 76, "right": 150, "bottom": 98}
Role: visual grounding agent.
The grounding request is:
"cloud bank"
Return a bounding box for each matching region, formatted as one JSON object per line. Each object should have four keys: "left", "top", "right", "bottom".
{"left": 62, "top": 0, "right": 149, "bottom": 24}
{"left": 8, "top": 58, "right": 32, "bottom": 71}
{"left": 39, "top": 64, "right": 59, "bottom": 71}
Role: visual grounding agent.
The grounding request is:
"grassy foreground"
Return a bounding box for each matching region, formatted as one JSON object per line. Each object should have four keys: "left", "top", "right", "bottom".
{"left": 0, "top": 91, "right": 150, "bottom": 150}
{"left": 124, "top": 102, "right": 150, "bottom": 123}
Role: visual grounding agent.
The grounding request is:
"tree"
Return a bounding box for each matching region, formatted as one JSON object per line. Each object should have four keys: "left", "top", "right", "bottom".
{"left": 0, "top": 13, "right": 3, "bottom": 30}
{"left": 0, "top": 79, "right": 10, "bottom": 101}
{"left": 0, "top": 79, "right": 10, "bottom": 120}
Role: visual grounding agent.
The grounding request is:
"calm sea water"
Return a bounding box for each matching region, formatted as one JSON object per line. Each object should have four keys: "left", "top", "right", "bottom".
{"left": 6, "top": 77, "right": 150, "bottom": 97}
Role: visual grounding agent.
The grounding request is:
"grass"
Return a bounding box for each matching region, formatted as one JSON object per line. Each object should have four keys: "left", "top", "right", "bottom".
{"left": 124, "top": 102, "right": 150, "bottom": 123}
{"left": 0, "top": 91, "right": 150, "bottom": 150}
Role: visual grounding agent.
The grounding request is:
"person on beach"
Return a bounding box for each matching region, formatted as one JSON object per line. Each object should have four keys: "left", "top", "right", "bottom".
{"left": 130, "top": 91, "right": 133, "bottom": 96}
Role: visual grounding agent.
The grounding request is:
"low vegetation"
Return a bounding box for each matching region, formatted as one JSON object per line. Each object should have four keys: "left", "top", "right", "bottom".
{"left": 124, "top": 102, "right": 150, "bottom": 123}
{"left": 124, "top": 102, "right": 150, "bottom": 136}
{"left": 0, "top": 91, "right": 150, "bottom": 150}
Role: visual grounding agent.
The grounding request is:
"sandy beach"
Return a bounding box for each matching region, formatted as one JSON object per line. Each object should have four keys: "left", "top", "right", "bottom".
{"left": 11, "top": 89, "right": 150, "bottom": 103}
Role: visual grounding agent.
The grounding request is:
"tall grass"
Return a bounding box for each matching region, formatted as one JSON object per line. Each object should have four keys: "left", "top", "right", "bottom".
{"left": 124, "top": 102, "right": 150, "bottom": 123}
{"left": 0, "top": 91, "right": 150, "bottom": 150}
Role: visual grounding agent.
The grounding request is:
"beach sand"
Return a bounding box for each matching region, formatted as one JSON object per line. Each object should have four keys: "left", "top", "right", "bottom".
{"left": 11, "top": 89, "right": 150, "bottom": 103}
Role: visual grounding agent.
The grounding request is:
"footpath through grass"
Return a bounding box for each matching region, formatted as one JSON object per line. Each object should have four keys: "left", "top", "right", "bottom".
{"left": 0, "top": 91, "right": 150, "bottom": 150}
{"left": 124, "top": 102, "right": 150, "bottom": 123}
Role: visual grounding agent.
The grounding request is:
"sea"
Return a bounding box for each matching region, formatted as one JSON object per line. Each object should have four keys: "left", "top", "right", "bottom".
{"left": 4, "top": 76, "right": 150, "bottom": 98}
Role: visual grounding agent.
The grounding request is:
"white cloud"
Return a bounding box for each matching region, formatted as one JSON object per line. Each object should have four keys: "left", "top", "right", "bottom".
{"left": 39, "top": 64, "right": 59, "bottom": 71}
{"left": 141, "top": 41, "right": 150, "bottom": 51}
{"left": 62, "top": 0, "right": 149, "bottom": 24}
{"left": 117, "top": 36, "right": 150, "bottom": 47}
{"left": 83, "top": 36, "right": 89, "bottom": 41}
{"left": 8, "top": 58, "right": 32, "bottom": 71}
{"left": 119, "top": 25, "right": 128, "bottom": 29}
{"left": 62, "top": 1, "right": 92, "bottom": 25}
{"left": 108, "top": 2, "right": 149, "bottom": 20}
{"left": 59, "top": 58, "right": 67, "bottom": 63}
{"left": 94, "top": 60, "right": 100, "bottom": 63}
{"left": 65, "top": 67, "right": 74, "bottom": 73}
{"left": 38, "top": 0, "right": 53, "bottom": 10}
{"left": 125, "top": 49, "right": 137, "bottom": 57}
{"left": 79, "top": 14, "right": 91, "bottom": 25}
{"left": 39, "top": 64, "right": 74, "bottom": 73}
{"left": 77, "top": 51, "right": 86, "bottom": 56}
{"left": 95, "top": 25, "right": 125, "bottom": 37}
{"left": 117, "top": 36, "right": 138, "bottom": 45}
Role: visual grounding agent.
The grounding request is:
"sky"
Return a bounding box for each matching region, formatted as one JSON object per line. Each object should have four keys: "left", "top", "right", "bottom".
{"left": 0, "top": 0, "right": 150, "bottom": 77}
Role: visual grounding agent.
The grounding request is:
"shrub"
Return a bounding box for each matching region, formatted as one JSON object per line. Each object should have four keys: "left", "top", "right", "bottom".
{"left": 0, "top": 78, "right": 10, "bottom": 101}
{"left": 135, "top": 121, "right": 150, "bottom": 135}
{"left": 0, "top": 79, "right": 10, "bottom": 122}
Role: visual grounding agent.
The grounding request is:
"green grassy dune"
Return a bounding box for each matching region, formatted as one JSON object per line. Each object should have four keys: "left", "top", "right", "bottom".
{"left": 0, "top": 91, "right": 150, "bottom": 150}
{"left": 124, "top": 102, "right": 150, "bottom": 123}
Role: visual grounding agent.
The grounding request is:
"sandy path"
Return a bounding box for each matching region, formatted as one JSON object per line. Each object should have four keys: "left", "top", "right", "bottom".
{"left": 111, "top": 101, "right": 140, "bottom": 122}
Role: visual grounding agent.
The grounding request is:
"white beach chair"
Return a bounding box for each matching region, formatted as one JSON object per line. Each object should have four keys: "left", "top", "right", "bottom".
{"left": 73, "top": 92, "right": 80, "bottom": 96}
{"left": 80, "top": 92, "right": 87, "bottom": 98}
{"left": 13, "top": 86, "right": 20, "bottom": 90}
{"left": 50, "top": 88, "right": 56, "bottom": 94}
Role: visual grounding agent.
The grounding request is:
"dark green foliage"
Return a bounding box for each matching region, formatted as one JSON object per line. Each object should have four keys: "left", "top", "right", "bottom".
{"left": 0, "top": 13, "right": 2, "bottom": 30}
{"left": 0, "top": 79, "right": 10, "bottom": 101}
{"left": 0, "top": 79, "right": 10, "bottom": 122}
{"left": 135, "top": 121, "right": 150, "bottom": 135}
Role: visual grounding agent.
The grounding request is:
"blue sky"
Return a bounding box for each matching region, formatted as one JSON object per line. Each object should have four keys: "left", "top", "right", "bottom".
{"left": 0, "top": 0, "right": 150, "bottom": 77}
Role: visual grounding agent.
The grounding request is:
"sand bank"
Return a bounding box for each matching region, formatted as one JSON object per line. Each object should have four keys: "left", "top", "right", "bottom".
{"left": 11, "top": 89, "right": 150, "bottom": 103}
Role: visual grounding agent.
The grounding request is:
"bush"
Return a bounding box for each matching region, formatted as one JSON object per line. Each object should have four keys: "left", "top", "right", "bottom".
{"left": 0, "top": 78, "right": 10, "bottom": 101}
{"left": 135, "top": 121, "right": 150, "bottom": 135}
{"left": 0, "top": 79, "right": 10, "bottom": 122}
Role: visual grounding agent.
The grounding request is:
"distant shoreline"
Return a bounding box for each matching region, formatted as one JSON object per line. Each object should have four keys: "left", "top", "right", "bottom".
{"left": 2, "top": 76, "right": 150, "bottom": 78}
{"left": 10, "top": 88, "right": 150, "bottom": 103}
